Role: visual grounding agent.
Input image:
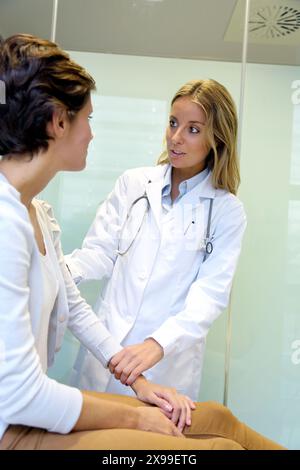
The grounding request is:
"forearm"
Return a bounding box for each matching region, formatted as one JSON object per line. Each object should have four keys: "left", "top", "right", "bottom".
{"left": 130, "top": 374, "right": 148, "bottom": 395}
{"left": 72, "top": 391, "right": 140, "bottom": 432}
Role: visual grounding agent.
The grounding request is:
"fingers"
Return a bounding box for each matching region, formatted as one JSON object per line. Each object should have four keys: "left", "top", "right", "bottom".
{"left": 115, "top": 361, "right": 152, "bottom": 385}
{"left": 157, "top": 408, "right": 183, "bottom": 438}
{"left": 160, "top": 409, "right": 173, "bottom": 420}
{"left": 186, "top": 396, "right": 196, "bottom": 410}
{"left": 162, "top": 392, "right": 194, "bottom": 432}
{"left": 118, "top": 360, "right": 139, "bottom": 384}
{"left": 177, "top": 399, "right": 191, "bottom": 432}
{"left": 112, "top": 357, "right": 139, "bottom": 383}
{"left": 170, "top": 399, "right": 182, "bottom": 428}
{"left": 171, "top": 423, "right": 185, "bottom": 438}
{"left": 109, "top": 350, "right": 125, "bottom": 374}
{"left": 178, "top": 395, "right": 195, "bottom": 431}
{"left": 155, "top": 389, "right": 182, "bottom": 428}
{"left": 149, "top": 394, "right": 173, "bottom": 414}
{"left": 125, "top": 366, "right": 145, "bottom": 385}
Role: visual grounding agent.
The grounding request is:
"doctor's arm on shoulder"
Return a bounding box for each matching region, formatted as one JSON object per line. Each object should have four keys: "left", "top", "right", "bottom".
{"left": 110, "top": 199, "right": 247, "bottom": 385}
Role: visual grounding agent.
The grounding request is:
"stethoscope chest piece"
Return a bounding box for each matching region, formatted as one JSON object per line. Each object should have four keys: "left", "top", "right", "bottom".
{"left": 205, "top": 241, "right": 213, "bottom": 255}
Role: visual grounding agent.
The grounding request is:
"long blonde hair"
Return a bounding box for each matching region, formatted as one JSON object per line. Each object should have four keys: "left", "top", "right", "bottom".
{"left": 158, "top": 79, "right": 240, "bottom": 195}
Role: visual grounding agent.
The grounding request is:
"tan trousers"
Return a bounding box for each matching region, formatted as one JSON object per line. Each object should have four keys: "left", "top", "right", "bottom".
{"left": 0, "top": 394, "right": 285, "bottom": 450}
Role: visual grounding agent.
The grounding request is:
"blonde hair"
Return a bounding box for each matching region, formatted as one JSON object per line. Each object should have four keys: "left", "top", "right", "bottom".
{"left": 158, "top": 79, "right": 240, "bottom": 195}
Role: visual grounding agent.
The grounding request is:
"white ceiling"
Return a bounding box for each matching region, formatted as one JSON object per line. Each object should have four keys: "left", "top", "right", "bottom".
{"left": 0, "top": 0, "right": 299, "bottom": 65}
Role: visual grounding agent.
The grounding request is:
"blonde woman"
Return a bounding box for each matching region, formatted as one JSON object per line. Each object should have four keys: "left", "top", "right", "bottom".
{"left": 67, "top": 79, "right": 247, "bottom": 403}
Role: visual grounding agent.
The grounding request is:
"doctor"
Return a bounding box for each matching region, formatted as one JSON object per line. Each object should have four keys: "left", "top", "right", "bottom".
{"left": 67, "top": 79, "right": 247, "bottom": 401}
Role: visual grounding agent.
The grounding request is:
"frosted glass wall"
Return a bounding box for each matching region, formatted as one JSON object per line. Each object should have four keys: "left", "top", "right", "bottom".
{"left": 228, "top": 64, "right": 300, "bottom": 449}
{"left": 45, "top": 54, "right": 300, "bottom": 450}
{"left": 45, "top": 52, "right": 244, "bottom": 403}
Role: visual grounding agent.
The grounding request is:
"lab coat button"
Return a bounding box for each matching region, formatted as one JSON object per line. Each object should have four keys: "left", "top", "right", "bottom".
{"left": 59, "top": 315, "right": 66, "bottom": 322}
{"left": 138, "top": 272, "right": 147, "bottom": 281}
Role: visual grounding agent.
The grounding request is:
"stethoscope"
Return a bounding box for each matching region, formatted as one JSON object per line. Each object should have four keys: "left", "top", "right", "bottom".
{"left": 116, "top": 184, "right": 151, "bottom": 256}
{"left": 117, "top": 180, "right": 214, "bottom": 258}
{"left": 202, "top": 198, "right": 214, "bottom": 261}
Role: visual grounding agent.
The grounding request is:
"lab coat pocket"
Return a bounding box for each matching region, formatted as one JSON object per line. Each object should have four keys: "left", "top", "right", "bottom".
{"left": 182, "top": 203, "right": 206, "bottom": 252}
{"left": 183, "top": 221, "right": 207, "bottom": 253}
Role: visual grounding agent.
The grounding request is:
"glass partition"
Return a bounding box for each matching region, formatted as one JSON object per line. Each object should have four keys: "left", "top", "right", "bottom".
{"left": 43, "top": 0, "right": 247, "bottom": 404}
{"left": 0, "top": 0, "right": 53, "bottom": 40}
{"left": 228, "top": 0, "right": 300, "bottom": 450}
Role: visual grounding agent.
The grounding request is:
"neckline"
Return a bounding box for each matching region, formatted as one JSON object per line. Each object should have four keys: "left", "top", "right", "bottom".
{"left": 31, "top": 201, "right": 48, "bottom": 258}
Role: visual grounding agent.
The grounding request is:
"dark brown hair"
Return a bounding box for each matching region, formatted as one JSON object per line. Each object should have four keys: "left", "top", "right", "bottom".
{"left": 0, "top": 34, "right": 95, "bottom": 157}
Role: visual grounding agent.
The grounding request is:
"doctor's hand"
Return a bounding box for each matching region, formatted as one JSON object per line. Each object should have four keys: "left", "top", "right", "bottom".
{"left": 132, "top": 376, "right": 196, "bottom": 433}
{"left": 109, "top": 338, "right": 164, "bottom": 385}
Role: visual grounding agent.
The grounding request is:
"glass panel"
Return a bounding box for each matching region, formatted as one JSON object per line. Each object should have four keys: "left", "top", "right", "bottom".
{"left": 0, "top": 0, "right": 53, "bottom": 39}
{"left": 44, "top": 0, "right": 246, "bottom": 403}
{"left": 228, "top": 0, "right": 300, "bottom": 449}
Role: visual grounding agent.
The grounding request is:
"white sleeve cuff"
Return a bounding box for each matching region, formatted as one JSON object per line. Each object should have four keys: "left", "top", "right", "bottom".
{"left": 49, "top": 386, "right": 83, "bottom": 434}
{"left": 64, "top": 254, "right": 83, "bottom": 285}
{"left": 150, "top": 330, "right": 176, "bottom": 357}
{"left": 95, "top": 336, "right": 123, "bottom": 368}
{"left": 80, "top": 322, "right": 123, "bottom": 368}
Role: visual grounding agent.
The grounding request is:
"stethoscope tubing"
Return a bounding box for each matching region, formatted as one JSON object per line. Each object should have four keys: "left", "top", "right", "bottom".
{"left": 117, "top": 186, "right": 214, "bottom": 258}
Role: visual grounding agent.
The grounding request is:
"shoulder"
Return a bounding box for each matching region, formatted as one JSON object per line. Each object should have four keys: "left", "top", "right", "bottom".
{"left": 120, "top": 164, "right": 168, "bottom": 186}
{"left": 0, "top": 180, "right": 34, "bottom": 249}
{"left": 214, "top": 187, "right": 246, "bottom": 223}
{"left": 0, "top": 180, "right": 31, "bottom": 229}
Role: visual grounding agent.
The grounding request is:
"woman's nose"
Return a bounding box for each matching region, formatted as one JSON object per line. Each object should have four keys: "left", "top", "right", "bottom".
{"left": 171, "top": 129, "right": 184, "bottom": 144}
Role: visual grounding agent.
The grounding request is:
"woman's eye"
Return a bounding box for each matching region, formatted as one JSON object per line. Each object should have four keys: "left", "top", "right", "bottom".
{"left": 169, "top": 119, "right": 177, "bottom": 127}
{"left": 88, "top": 115, "right": 93, "bottom": 121}
{"left": 190, "top": 126, "right": 199, "bottom": 133}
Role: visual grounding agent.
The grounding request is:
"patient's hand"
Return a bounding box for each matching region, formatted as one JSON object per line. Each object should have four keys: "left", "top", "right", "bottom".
{"left": 131, "top": 376, "right": 196, "bottom": 433}
{"left": 109, "top": 338, "right": 163, "bottom": 385}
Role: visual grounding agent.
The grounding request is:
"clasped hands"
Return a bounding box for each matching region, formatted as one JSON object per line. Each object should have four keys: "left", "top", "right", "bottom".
{"left": 108, "top": 338, "right": 195, "bottom": 432}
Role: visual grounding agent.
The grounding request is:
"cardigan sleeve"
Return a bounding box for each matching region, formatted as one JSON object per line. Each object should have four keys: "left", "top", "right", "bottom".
{"left": 38, "top": 200, "right": 122, "bottom": 367}
{"left": 0, "top": 194, "right": 82, "bottom": 434}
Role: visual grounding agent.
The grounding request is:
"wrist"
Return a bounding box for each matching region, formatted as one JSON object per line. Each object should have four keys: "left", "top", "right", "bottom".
{"left": 135, "top": 407, "right": 147, "bottom": 431}
{"left": 127, "top": 407, "right": 142, "bottom": 430}
{"left": 131, "top": 375, "right": 147, "bottom": 395}
{"left": 144, "top": 337, "right": 164, "bottom": 357}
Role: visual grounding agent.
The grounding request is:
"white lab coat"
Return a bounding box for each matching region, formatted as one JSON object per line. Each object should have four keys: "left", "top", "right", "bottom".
{"left": 67, "top": 164, "right": 247, "bottom": 400}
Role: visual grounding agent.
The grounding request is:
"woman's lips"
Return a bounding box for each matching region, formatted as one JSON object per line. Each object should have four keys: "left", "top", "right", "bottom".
{"left": 170, "top": 149, "right": 186, "bottom": 158}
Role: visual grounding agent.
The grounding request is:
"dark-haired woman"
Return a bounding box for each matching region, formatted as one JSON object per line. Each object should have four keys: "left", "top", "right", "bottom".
{"left": 0, "top": 34, "right": 284, "bottom": 450}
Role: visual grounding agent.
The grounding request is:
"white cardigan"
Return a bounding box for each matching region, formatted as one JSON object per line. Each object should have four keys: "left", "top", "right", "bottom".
{"left": 0, "top": 174, "right": 122, "bottom": 439}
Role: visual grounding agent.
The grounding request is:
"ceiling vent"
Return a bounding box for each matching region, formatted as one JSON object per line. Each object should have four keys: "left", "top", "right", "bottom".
{"left": 224, "top": 0, "right": 300, "bottom": 45}
{"left": 249, "top": 3, "right": 300, "bottom": 38}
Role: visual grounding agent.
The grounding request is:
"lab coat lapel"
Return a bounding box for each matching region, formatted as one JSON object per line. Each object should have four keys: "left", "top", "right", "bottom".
{"left": 145, "top": 165, "right": 168, "bottom": 230}
{"left": 181, "top": 171, "right": 216, "bottom": 235}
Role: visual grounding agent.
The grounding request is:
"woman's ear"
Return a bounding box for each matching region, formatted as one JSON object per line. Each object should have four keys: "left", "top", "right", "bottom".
{"left": 47, "top": 107, "right": 69, "bottom": 139}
